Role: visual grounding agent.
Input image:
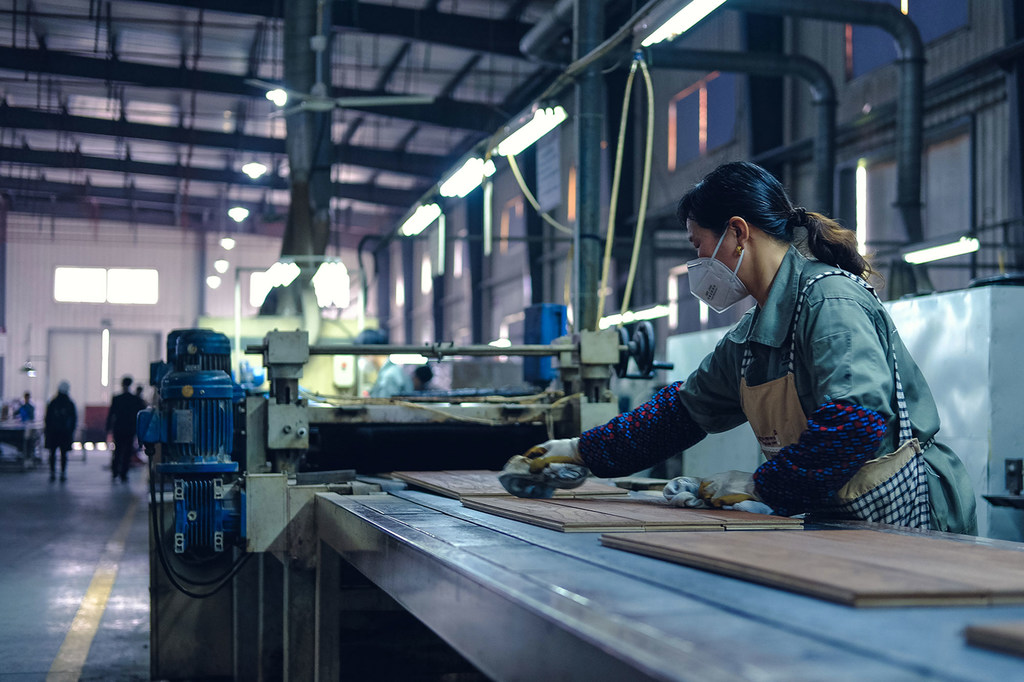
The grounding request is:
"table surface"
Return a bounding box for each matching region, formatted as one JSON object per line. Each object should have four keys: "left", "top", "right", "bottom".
{"left": 317, "top": 489, "right": 1024, "bottom": 682}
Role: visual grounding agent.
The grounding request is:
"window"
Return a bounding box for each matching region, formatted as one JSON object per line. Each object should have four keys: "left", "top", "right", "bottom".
{"left": 54, "top": 267, "right": 106, "bottom": 303}
{"left": 847, "top": 0, "right": 968, "bottom": 79}
{"left": 668, "top": 72, "right": 736, "bottom": 171}
{"left": 499, "top": 197, "right": 525, "bottom": 255}
{"left": 54, "top": 267, "right": 159, "bottom": 304}
{"left": 106, "top": 269, "right": 159, "bottom": 304}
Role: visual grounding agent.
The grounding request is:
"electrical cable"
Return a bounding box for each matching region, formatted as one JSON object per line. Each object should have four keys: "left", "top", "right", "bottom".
{"left": 596, "top": 57, "right": 639, "bottom": 322}
{"left": 148, "top": 457, "right": 251, "bottom": 598}
{"left": 618, "top": 57, "right": 656, "bottom": 317}
{"left": 505, "top": 152, "right": 572, "bottom": 235}
{"left": 503, "top": 150, "right": 575, "bottom": 316}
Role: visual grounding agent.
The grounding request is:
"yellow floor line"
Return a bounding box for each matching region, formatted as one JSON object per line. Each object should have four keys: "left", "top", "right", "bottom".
{"left": 46, "top": 497, "right": 140, "bottom": 682}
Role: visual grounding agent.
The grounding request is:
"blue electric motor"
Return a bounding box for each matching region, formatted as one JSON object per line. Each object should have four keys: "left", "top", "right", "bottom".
{"left": 138, "top": 368, "right": 241, "bottom": 555}
{"left": 157, "top": 370, "right": 238, "bottom": 472}
{"left": 174, "top": 329, "right": 232, "bottom": 374}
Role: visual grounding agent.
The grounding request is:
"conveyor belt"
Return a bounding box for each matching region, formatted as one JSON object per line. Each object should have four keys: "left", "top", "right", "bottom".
{"left": 316, "top": 490, "right": 1024, "bottom": 681}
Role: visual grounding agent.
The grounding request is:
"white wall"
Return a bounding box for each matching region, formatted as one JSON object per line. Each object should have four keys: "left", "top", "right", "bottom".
{"left": 2, "top": 215, "right": 284, "bottom": 412}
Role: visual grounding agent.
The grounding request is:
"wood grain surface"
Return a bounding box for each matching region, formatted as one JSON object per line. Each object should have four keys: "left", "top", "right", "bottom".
{"left": 461, "top": 496, "right": 802, "bottom": 533}
{"left": 965, "top": 621, "right": 1024, "bottom": 658}
{"left": 391, "top": 470, "right": 627, "bottom": 499}
{"left": 601, "top": 530, "right": 1024, "bottom": 607}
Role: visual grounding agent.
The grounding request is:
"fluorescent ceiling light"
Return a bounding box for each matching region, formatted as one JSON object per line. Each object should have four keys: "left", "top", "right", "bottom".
{"left": 641, "top": 0, "right": 727, "bottom": 47}
{"left": 266, "top": 261, "right": 301, "bottom": 288}
{"left": 903, "top": 237, "right": 980, "bottom": 265}
{"left": 206, "top": 275, "right": 222, "bottom": 289}
{"left": 228, "top": 206, "right": 250, "bottom": 223}
{"left": 266, "top": 89, "right": 288, "bottom": 107}
{"left": 599, "top": 304, "right": 670, "bottom": 329}
{"left": 220, "top": 236, "right": 236, "bottom": 250}
{"left": 311, "top": 261, "right": 351, "bottom": 308}
{"left": 496, "top": 106, "right": 568, "bottom": 157}
{"left": 439, "top": 158, "right": 496, "bottom": 198}
{"left": 388, "top": 353, "right": 431, "bottom": 364}
{"left": 400, "top": 203, "right": 441, "bottom": 236}
{"left": 242, "top": 162, "right": 268, "bottom": 179}
{"left": 214, "top": 259, "right": 229, "bottom": 274}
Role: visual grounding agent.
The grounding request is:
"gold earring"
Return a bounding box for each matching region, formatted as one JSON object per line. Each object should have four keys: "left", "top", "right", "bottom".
{"left": 735, "top": 245, "right": 743, "bottom": 256}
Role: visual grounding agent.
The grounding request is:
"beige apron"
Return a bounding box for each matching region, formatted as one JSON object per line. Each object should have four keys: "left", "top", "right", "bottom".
{"left": 739, "top": 271, "right": 931, "bottom": 528}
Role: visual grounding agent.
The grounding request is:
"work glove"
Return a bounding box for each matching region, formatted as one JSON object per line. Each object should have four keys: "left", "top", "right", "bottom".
{"left": 697, "top": 470, "right": 761, "bottom": 507}
{"left": 498, "top": 438, "right": 588, "bottom": 498}
{"left": 730, "top": 500, "right": 775, "bottom": 515}
{"left": 663, "top": 476, "right": 710, "bottom": 508}
{"left": 520, "top": 438, "right": 583, "bottom": 472}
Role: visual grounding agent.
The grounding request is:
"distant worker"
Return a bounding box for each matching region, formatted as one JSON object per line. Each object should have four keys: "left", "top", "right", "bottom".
{"left": 412, "top": 365, "right": 434, "bottom": 391}
{"left": 356, "top": 329, "right": 412, "bottom": 398}
{"left": 106, "top": 375, "right": 146, "bottom": 483}
{"left": 44, "top": 381, "right": 77, "bottom": 483}
{"left": 16, "top": 391, "right": 35, "bottom": 422}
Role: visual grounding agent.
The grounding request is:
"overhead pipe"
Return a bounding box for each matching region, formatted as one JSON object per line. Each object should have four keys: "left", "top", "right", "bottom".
{"left": 519, "top": 0, "right": 576, "bottom": 65}
{"left": 727, "top": 0, "right": 928, "bottom": 285}
{"left": 644, "top": 46, "right": 836, "bottom": 215}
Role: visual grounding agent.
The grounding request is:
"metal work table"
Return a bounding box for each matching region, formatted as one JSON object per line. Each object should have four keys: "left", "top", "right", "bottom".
{"left": 316, "top": 490, "right": 1024, "bottom": 681}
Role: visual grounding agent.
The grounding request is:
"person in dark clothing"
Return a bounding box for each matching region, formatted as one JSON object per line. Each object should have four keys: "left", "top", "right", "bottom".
{"left": 44, "top": 381, "right": 77, "bottom": 483}
{"left": 412, "top": 364, "right": 434, "bottom": 391}
{"left": 106, "top": 375, "right": 145, "bottom": 483}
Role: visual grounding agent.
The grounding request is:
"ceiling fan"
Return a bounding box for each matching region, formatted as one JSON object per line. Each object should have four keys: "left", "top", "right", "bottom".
{"left": 246, "top": 0, "right": 433, "bottom": 117}
{"left": 245, "top": 77, "right": 436, "bottom": 118}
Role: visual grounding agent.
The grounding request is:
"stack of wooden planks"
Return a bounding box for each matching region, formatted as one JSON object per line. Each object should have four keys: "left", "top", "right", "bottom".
{"left": 391, "top": 469, "right": 628, "bottom": 500}
{"left": 460, "top": 496, "right": 803, "bottom": 532}
{"left": 601, "top": 530, "right": 1024, "bottom": 607}
{"left": 965, "top": 622, "right": 1024, "bottom": 659}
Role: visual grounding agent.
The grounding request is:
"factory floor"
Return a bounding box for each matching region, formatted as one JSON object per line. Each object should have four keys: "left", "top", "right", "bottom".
{"left": 0, "top": 450, "right": 150, "bottom": 681}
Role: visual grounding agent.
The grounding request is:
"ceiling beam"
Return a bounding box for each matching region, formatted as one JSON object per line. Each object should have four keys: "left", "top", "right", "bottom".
{"left": 0, "top": 45, "right": 501, "bottom": 132}
{"left": 0, "top": 144, "right": 427, "bottom": 207}
{"left": 0, "top": 104, "right": 451, "bottom": 178}
{"left": 121, "top": 0, "right": 531, "bottom": 58}
{"left": 0, "top": 175, "right": 394, "bottom": 248}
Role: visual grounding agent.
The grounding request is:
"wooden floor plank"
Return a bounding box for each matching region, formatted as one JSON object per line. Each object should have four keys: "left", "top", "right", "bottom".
{"left": 600, "top": 531, "right": 1024, "bottom": 607}
{"left": 965, "top": 622, "right": 1024, "bottom": 659}
{"left": 461, "top": 496, "right": 644, "bottom": 532}
{"left": 391, "top": 470, "right": 627, "bottom": 500}
{"left": 755, "top": 530, "right": 1024, "bottom": 595}
{"left": 461, "top": 496, "right": 801, "bottom": 533}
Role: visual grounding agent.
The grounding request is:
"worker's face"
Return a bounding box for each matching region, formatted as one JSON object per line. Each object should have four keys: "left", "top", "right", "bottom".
{"left": 687, "top": 219, "right": 739, "bottom": 268}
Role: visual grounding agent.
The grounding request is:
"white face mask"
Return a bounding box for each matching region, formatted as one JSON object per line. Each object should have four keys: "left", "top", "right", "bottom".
{"left": 686, "top": 229, "right": 749, "bottom": 313}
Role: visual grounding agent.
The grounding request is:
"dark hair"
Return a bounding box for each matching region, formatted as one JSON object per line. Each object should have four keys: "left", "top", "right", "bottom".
{"left": 413, "top": 365, "right": 433, "bottom": 385}
{"left": 677, "top": 161, "right": 874, "bottom": 278}
{"left": 121, "top": 376, "right": 133, "bottom": 389}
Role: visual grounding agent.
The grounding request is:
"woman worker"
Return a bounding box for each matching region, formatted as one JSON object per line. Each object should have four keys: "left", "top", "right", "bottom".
{"left": 516, "top": 161, "right": 976, "bottom": 534}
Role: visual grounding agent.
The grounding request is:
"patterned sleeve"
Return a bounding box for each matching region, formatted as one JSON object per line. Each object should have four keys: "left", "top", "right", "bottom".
{"left": 752, "top": 401, "right": 887, "bottom": 516}
{"left": 578, "top": 382, "right": 707, "bottom": 478}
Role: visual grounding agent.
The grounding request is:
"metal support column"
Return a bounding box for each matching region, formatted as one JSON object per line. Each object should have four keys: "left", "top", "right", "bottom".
{"left": 574, "top": 0, "right": 604, "bottom": 331}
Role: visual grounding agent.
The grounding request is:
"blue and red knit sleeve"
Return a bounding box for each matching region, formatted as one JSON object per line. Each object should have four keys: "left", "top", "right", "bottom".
{"left": 578, "top": 382, "right": 707, "bottom": 478}
{"left": 752, "top": 401, "right": 887, "bottom": 516}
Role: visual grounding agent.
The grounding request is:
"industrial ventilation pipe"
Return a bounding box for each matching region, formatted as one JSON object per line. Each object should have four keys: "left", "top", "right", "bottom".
{"left": 644, "top": 46, "right": 837, "bottom": 216}
{"left": 727, "top": 0, "right": 928, "bottom": 286}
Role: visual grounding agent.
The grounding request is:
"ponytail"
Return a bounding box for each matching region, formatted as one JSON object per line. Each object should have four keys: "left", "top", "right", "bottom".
{"left": 679, "top": 162, "right": 877, "bottom": 279}
{"left": 802, "top": 211, "right": 876, "bottom": 279}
